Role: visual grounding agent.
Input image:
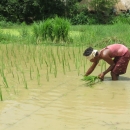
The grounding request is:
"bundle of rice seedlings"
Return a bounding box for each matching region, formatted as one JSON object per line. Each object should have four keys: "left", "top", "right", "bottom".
{"left": 81, "top": 75, "right": 100, "bottom": 87}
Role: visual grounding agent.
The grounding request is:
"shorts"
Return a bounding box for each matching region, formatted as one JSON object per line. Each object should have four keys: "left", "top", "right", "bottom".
{"left": 111, "top": 51, "right": 130, "bottom": 75}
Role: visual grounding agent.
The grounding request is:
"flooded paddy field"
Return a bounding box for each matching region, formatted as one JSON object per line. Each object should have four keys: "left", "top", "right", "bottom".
{"left": 0, "top": 44, "right": 130, "bottom": 130}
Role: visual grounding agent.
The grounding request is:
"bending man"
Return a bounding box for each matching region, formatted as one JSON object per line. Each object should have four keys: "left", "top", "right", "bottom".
{"left": 83, "top": 44, "right": 130, "bottom": 80}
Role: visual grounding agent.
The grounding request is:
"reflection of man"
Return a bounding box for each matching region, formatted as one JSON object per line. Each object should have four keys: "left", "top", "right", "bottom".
{"left": 83, "top": 44, "right": 130, "bottom": 80}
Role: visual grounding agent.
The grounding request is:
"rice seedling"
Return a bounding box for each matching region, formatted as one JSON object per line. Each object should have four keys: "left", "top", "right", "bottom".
{"left": 63, "top": 50, "right": 67, "bottom": 66}
{"left": 33, "top": 54, "right": 36, "bottom": 66}
{"left": 0, "top": 68, "right": 9, "bottom": 88}
{"left": 53, "top": 58, "right": 57, "bottom": 78}
{"left": 0, "top": 86, "right": 3, "bottom": 101}
{"left": 6, "top": 44, "right": 9, "bottom": 60}
{"left": 75, "top": 57, "right": 78, "bottom": 69}
{"left": 51, "top": 48, "right": 57, "bottom": 77}
{"left": 44, "top": 59, "right": 49, "bottom": 81}
{"left": 17, "top": 72, "right": 20, "bottom": 84}
{"left": 11, "top": 48, "right": 16, "bottom": 59}
{"left": 46, "top": 68, "right": 49, "bottom": 82}
{"left": 37, "top": 66, "right": 40, "bottom": 85}
{"left": 1, "top": 56, "right": 5, "bottom": 70}
{"left": 2, "top": 76, "right": 9, "bottom": 88}
{"left": 29, "top": 66, "right": 33, "bottom": 80}
{"left": 67, "top": 50, "right": 71, "bottom": 60}
{"left": 45, "top": 48, "right": 52, "bottom": 73}
{"left": 22, "top": 71, "right": 28, "bottom": 89}
{"left": 72, "top": 48, "right": 75, "bottom": 59}
{"left": 62, "top": 56, "right": 66, "bottom": 75}
{"left": 81, "top": 75, "right": 100, "bottom": 87}
{"left": 38, "top": 52, "right": 42, "bottom": 69}
{"left": 56, "top": 46, "right": 61, "bottom": 63}
{"left": 58, "top": 17, "right": 70, "bottom": 42}
{"left": 40, "top": 55, "right": 43, "bottom": 65}
{"left": 67, "top": 61, "right": 71, "bottom": 71}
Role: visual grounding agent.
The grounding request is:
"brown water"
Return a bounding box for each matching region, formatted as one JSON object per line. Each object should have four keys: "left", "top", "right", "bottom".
{"left": 0, "top": 44, "right": 130, "bottom": 130}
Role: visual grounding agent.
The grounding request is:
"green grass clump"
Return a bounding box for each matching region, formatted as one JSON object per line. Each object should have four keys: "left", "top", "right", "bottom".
{"left": 32, "top": 17, "right": 71, "bottom": 43}
{"left": 82, "top": 75, "right": 100, "bottom": 87}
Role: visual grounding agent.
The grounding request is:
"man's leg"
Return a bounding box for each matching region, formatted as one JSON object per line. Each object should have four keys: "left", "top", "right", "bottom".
{"left": 111, "top": 71, "right": 119, "bottom": 80}
{"left": 111, "top": 55, "right": 129, "bottom": 80}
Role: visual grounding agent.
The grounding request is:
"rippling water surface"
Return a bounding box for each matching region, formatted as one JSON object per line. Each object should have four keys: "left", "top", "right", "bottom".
{"left": 1, "top": 73, "right": 130, "bottom": 130}
{"left": 0, "top": 45, "right": 130, "bottom": 130}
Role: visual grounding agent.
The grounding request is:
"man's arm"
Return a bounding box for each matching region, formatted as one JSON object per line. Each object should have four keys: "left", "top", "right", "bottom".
{"left": 98, "top": 53, "right": 115, "bottom": 79}
{"left": 85, "top": 61, "right": 99, "bottom": 76}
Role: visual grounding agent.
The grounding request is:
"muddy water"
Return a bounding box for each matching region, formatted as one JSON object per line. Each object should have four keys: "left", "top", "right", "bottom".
{"left": 0, "top": 44, "right": 130, "bottom": 130}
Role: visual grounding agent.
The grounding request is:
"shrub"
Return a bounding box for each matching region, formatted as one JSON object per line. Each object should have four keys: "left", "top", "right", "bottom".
{"left": 111, "top": 14, "right": 130, "bottom": 24}
{"left": 71, "top": 12, "right": 88, "bottom": 25}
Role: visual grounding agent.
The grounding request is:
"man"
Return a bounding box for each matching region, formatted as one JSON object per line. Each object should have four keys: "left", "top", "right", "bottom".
{"left": 83, "top": 44, "right": 130, "bottom": 80}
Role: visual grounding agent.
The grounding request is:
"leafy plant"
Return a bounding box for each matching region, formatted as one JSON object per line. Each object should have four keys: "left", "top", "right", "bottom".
{"left": 71, "top": 12, "right": 88, "bottom": 25}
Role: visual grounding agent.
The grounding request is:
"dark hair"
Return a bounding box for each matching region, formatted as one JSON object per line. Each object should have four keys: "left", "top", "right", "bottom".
{"left": 83, "top": 47, "right": 93, "bottom": 56}
{"left": 95, "top": 51, "right": 98, "bottom": 56}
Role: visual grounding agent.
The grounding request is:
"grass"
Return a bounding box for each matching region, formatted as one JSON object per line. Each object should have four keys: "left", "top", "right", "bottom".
{"left": 1, "top": 23, "right": 130, "bottom": 47}
{"left": 70, "top": 24, "right": 130, "bottom": 47}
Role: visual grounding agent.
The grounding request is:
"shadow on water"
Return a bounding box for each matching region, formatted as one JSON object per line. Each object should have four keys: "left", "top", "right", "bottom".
{"left": 104, "top": 76, "right": 130, "bottom": 81}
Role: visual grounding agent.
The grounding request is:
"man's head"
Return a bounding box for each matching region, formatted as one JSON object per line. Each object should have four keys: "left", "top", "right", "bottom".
{"left": 83, "top": 47, "right": 98, "bottom": 60}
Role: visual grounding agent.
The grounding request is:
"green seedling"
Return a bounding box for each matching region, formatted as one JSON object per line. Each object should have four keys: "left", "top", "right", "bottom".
{"left": 37, "top": 67, "right": 40, "bottom": 85}
{"left": 22, "top": 72, "right": 28, "bottom": 89}
{"left": 62, "top": 57, "right": 65, "bottom": 75}
{"left": 30, "top": 66, "right": 33, "bottom": 80}
{"left": 44, "top": 59, "right": 49, "bottom": 81}
{"left": 1, "top": 71, "right": 9, "bottom": 88}
{"left": 67, "top": 61, "right": 70, "bottom": 71}
{"left": 17, "top": 72, "right": 20, "bottom": 83}
{"left": 0, "top": 86, "right": 3, "bottom": 101}
{"left": 82, "top": 75, "right": 100, "bottom": 87}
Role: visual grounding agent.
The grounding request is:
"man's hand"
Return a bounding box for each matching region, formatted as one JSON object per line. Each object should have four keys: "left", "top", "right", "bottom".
{"left": 98, "top": 72, "right": 105, "bottom": 81}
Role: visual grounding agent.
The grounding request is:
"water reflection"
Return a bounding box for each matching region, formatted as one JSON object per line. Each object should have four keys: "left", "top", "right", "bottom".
{"left": 0, "top": 44, "right": 130, "bottom": 130}
{"left": 1, "top": 77, "right": 130, "bottom": 130}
